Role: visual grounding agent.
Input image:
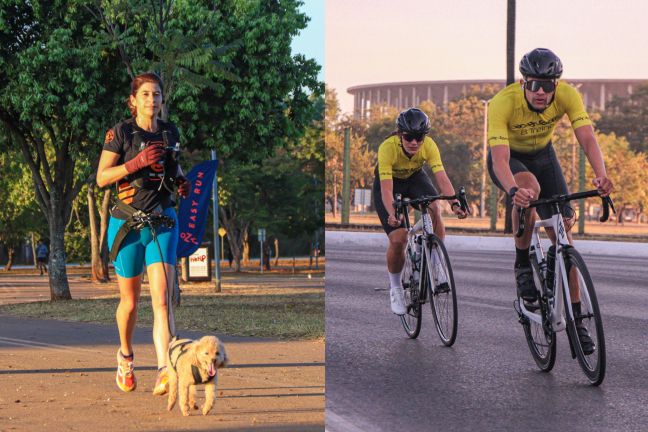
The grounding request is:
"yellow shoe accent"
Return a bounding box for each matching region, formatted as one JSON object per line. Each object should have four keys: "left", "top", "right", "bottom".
{"left": 152, "top": 367, "right": 168, "bottom": 396}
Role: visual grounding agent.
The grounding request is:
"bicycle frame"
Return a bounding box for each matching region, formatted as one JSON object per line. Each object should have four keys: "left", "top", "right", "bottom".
{"left": 402, "top": 204, "right": 437, "bottom": 302}
{"left": 517, "top": 190, "right": 612, "bottom": 332}
{"left": 518, "top": 207, "right": 573, "bottom": 332}
{"left": 399, "top": 189, "right": 465, "bottom": 299}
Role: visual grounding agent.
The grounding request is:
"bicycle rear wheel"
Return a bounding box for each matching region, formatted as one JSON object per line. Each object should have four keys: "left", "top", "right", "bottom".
{"left": 426, "top": 237, "right": 457, "bottom": 346}
{"left": 563, "top": 248, "right": 605, "bottom": 385}
{"left": 400, "top": 243, "right": 422, "bottom": 338}
{"left": 522, "top": 256, "right": 556, "bottom": 371}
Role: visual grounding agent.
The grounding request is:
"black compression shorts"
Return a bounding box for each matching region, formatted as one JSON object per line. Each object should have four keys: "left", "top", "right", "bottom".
{"left": 487, "top": 143, "right": 574, "bottom": 220}
{"left": 373, "top": 169, "right": 438, "bottom": 235}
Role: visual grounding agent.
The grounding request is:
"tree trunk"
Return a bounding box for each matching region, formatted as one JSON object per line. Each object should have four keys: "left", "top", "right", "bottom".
{"left": 88, "top": 185, "right": 107, "bottom": 283}
{"left": 273, "top": 237, "right": 279, "bottom": 267}
{"left": 31, "top": 232, "right": 38, "bottom": 268}
{"left": 242, "top": 230, "right": 249, "bottom": 263}
{"left": 48, "top": 196, "right": 72, "bottom": 301}
{"left": 4, "top": 246, "right": 14, "bottom": 271}
{"left": 218, "top": 200, "right": 254, "bottom": 273}
{"left": 99, "top": 189, "right": 112, "bottom": 280}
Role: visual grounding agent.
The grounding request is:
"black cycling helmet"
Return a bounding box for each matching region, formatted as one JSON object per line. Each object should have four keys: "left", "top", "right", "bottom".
{"left": 396, "top": 108, "right": 431, "bottom": 135}
{"left": 519, "top": 48, "right": 563, "bottom": 79}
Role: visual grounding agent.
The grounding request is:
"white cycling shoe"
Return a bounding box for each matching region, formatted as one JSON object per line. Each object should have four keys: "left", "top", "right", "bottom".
{"left": 390, "top": 286, "right": 407, "bottom": 315}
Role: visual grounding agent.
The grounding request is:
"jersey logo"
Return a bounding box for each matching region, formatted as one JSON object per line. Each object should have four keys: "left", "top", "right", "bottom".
{"left": 104, "top": 129, "right": 115, "bottom": 144}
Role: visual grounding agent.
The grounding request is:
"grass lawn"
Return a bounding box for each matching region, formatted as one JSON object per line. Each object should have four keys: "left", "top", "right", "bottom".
{"left": 0, "top": 292, "right": 324, "bottom": 340}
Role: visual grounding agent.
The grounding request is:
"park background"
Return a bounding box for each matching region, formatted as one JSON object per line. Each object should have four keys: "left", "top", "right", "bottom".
{"left": 0, "top": 0, "right": 325, "bottom": 300}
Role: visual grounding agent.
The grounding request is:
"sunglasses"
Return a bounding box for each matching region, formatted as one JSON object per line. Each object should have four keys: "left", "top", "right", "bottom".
{"left": 402, "top": 133, "right": 425, "bottom": 143}
{"left": 524, "top": 80, "right": 556, "bottom": 93}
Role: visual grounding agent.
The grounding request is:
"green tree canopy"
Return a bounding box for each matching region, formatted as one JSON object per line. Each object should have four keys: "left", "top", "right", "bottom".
{"left": 597, "top": 82, "right": 648, "bottom": 153}
{"left": 0, "top": 0, "right": 130, "bottom": 298}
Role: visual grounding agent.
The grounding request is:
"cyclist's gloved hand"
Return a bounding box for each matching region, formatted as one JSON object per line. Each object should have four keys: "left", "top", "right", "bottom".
{"left": 176, "top": 176, "right": 190, "bottom": 198}
{"left": 512, "top": 187, "right": 535, "bottom": 208}
{"left": 592, "top": 176, "right": 613, "bottom": 197}
{"left": 124, "top": 144, "right": 165, "bottom": 174}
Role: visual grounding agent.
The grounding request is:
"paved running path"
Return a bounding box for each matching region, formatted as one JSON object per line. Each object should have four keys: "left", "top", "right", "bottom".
{"left": 0, "top": 272, "right": 324, "bottom": 431}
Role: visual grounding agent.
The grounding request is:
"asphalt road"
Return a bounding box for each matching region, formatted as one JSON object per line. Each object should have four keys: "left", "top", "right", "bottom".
{"left": 326, "top": 238, "right": 648, "bottom": 432}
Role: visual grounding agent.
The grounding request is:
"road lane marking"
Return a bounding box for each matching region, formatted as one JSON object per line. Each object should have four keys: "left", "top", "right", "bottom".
{"left": 326, "top": 410, "right": 373, "bottom": 432}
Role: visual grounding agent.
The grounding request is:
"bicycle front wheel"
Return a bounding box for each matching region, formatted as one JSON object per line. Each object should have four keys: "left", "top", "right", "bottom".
{"left": 563, "top": 248, "right": 606, "bottom": 386}
{"left": 522, "top": 256, "right": 556, "bottom": 372}
{"left": 426, "top": 237, "right": 457, "bottom": 346}
{"left": 400, "top": 243, "right": 422, "bottom": 339}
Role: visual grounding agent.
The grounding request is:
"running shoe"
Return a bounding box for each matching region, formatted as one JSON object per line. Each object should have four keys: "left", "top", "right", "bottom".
{"left": 116, "top": 350, "right": 136, "bottom": 392}
{"left": 152, "top": 366, "right": 169, "bottom": 396}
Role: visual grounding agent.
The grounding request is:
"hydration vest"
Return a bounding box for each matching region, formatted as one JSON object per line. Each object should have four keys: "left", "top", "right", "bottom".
{"left": 116, "top": 118, "right": 180, "bottom": 205}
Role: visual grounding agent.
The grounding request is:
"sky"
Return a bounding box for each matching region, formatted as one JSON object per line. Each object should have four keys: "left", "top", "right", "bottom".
{"left": 292, "top": 0, "right": 325, "bottom": 83}
{"left": 326, "top": 0, "right": 648, "bottom": 114}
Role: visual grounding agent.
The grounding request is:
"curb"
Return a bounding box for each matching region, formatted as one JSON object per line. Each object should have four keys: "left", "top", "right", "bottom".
{"left": 326, "top": 231, "right": 648, "bottom": 258}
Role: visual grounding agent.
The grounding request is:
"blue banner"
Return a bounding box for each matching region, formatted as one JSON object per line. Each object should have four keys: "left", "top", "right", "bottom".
{"left": 176, "top": 160, "right": 218, "bottom": 258}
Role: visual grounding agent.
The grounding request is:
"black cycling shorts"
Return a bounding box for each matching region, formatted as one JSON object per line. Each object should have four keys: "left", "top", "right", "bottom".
{"left": 373, "top": 169, "right": 438, "bottom": 235}
{"left": 487, "top": 143, "right": 573, "bottom": 220}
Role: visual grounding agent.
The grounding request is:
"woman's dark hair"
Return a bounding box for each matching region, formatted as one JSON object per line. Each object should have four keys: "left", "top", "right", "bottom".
{"left": 127, "top": 72, "right": 164, "bottom": 117}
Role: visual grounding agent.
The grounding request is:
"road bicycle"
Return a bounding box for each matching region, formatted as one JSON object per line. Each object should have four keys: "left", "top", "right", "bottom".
{"left": 393, "top": 187, "right": 469, "bottom": 345}
{"left": 514, "top": 190, "right": 614, "bottom": 385}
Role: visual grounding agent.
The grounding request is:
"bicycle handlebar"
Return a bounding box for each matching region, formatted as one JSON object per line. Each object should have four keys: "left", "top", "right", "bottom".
{"left": 393, "top": 187, "right": 470, "bottom": 220}
{"left": 515, "top": 190, "right": 615, "bottom": 238}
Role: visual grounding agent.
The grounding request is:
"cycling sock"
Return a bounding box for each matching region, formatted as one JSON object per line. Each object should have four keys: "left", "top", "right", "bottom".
{"left": 388, "top": 271, "right": 402, "bottom": 289}
{"left": 119, "top": 350, "right": 134, "bottom": 360}
{"left": 514, "top": 247, "right": 531, "bottom": 268}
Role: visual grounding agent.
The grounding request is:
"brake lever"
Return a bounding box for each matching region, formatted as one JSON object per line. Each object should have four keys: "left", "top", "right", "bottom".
{"left": 599, "top": 195, "right": 615, "bottom": 223}
{"left": 457, "top": 186, "right": 470, "bottom": 214}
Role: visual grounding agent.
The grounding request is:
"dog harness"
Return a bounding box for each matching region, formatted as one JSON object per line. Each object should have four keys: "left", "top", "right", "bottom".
{"left": 168, "top": 339, "right": 216, "bottom": 385}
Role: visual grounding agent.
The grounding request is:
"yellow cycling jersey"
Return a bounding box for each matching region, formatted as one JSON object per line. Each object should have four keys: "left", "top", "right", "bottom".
{"left": 487, "top": 81, "right": 592, "bottom": 154}
{"left": 377, "top": 135, "right": 445, "bottom": 180}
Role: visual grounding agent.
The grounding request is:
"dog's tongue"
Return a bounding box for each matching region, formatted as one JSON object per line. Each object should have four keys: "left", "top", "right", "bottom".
{"left": 208, "top": 363, "right": 216, "bottom": 377}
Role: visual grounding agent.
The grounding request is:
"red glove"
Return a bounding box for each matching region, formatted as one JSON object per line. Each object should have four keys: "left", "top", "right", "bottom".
{"left": 176, "top": 176, "right": 190, "bottom": 198}
{"left": 124, "top": 144, "right": 165, "bottom": 174}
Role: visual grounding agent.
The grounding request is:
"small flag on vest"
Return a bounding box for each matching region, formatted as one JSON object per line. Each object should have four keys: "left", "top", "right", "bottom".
{"left": 176, "top": 160, "right": 218, "bottom": 258}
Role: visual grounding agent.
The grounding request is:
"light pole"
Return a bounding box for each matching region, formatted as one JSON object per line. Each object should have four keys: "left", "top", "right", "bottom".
{"left": 480, "top": 99, "right": 489, "bottom": 218}
{"left": 211, "top": 149, "right": 221, "bottom": 292}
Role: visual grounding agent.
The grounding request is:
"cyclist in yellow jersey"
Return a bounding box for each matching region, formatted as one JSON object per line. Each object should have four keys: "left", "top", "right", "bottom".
{"left": 373, "top": 108, "right": 467, "bottom": 315}
{"left": 487, "top": 48, "right": 613, "bottom": 353}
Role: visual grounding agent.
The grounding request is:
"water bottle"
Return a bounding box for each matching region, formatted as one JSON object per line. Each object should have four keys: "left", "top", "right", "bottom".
{"left": 546, "top": 245, "right": 556, "bottom": 294}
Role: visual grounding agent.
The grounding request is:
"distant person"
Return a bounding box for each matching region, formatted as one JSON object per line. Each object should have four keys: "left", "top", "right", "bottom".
{"left": 97, "top": 72, "right": 190, "bottom": 395}
{"left": 36, "top": 240, "right": 48, "bottom": 276}
{"left": 374, "top": 108, "right": 467, "bottom": 315}
{"left": 226, "top": 245, "right": 233, "bottom": 268}
{"left": 487, "top": 48, "right": 613, "bottom": 353}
